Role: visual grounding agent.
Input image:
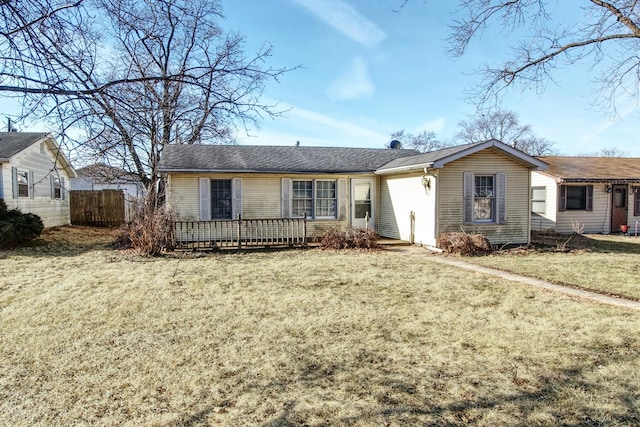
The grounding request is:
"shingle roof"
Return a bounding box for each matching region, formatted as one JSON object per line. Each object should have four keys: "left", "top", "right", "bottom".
{"left": 76, "top": 163, "right": 142, "bottom": 183}
{"left": 377, "top": 139, "right": 548, "bottom": 173}
{"left": 0, "top": 132, "right": 49, "bottom": 159}
{"left": 538, "top": 156, "right": 640, "bottom": 182}
{"left": 159, "top": 144, "right": 420, "bottom": 173}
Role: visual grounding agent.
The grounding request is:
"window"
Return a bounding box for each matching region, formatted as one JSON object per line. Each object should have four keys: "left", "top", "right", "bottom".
{"left": 52, "top": 176, "right": 63, "bottom": 200}
{"left": 291, "top": 179, "right": 336, "bottom": 218}
{"left": 531, "top": 187, "right": 546, "bottom": 214}
{"left": 292, "top": 180, "right": 313, "bottom": 217}
{"left": 634, "top": 187, "right": 640, "bottom": 217}
{"left": 463, "top": 172, "right": 506, "bottom": 225}
{"left": 559, "top": 185, "right": 593, "bottom": 211}
{"left": 315, "top": 180, "right": 337, "bottom": 218}
{"left": 17, "top": 171, "right": 29, "bottom": 197}
{"left": 474, "top": 175, "right": 494, "bottom": 221}
{"left": 211, "top": 179, "right": 232, "bottom": 219}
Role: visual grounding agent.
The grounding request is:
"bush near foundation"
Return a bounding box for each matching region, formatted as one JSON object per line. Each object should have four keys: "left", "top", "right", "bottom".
{"left": 0, "top": 199, "right": 44, "bottom": 249}
{"left": 436, "top": 231, "right": 493, "bottom": 255}
{"left": 319, "top": 226, "right": 379, "bottom": 250}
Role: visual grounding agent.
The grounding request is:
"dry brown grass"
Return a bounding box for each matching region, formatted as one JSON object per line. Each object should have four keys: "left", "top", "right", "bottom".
{"left": 0, "top": 227, "right": 639, "bottom": 425}
{"left": 470, "top": 233, "right": 640, "bottom": 301}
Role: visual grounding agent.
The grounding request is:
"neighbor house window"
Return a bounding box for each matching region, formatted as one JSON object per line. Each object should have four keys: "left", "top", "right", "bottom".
{"left": 211, "top": 179, "right": 232, "bottom": 219}
{"left": 291, "top": 179, "right": 336, "bottom": 218}
{"left": 559, "top": 185, "right": 593, "bottom": 211}
{"left": 17, "top": 170, "right": 29, "bottom": 197}
{"left": 463, "top": 172, "right": 506, "bottom": 225}
{"left": 531, "top": 186, "right": 546, "bottom": 214}
{"left": 52, "top": 176, "right": 62, "bottom": 200}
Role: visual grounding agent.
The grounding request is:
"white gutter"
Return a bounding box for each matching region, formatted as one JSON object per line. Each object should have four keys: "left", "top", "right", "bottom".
{"left": 375, "top": 163, "right": 434, "bottom": 175}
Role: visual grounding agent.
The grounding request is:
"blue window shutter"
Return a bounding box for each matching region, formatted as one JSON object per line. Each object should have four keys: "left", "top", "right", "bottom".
{"left": 558, "top": 185, "right": 566, "bottom": 212}
{"left": 281, "top": 178, "right": 291, "bottom": 218}
{"left": 29, "top": 171, "right": 34, "bottom": 199}
{"left": 497, "top": 172, "right": 506, "bottom": 224}
{"left": 634, "top": 187, "right": 640, "bottom": 217}
{"left": 61, "top": 177, "right": 66, "bottom": 200}
{"left": 463, "top": 172, "right": 474, "bottom": 224}
{"left": 586, "top": 185, "right": 593, "bottom": 211}
{"left": 50, "top": 175, "right": 55, "bottom": 199}
{"left": 337, "top": 178, "right": 347, "bottom": 220}
{"left": 232, "top": 177, "right": 242, "bottom": 218}
{"left": 199, "top": 178, "right": 210, "bottom": 220}
{"left": 11, "top": 166, "right": 18, "bottom": 198}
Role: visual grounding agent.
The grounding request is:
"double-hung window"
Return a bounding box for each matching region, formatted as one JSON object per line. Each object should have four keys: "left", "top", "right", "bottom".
{"left": 464, "top": 172, "right": 506, "bottom": 225}
{"left": 531, "top": 187, "right": 546, "bottom": 214}
{"left": 17, "top": 171, "right": 29, "bottom": 197}
{"left": 51, "top": 176, "right": 63, "bottom": 200}
{"left": 474, "top": 175, "right": 494, "bottom": 221}
{"left": 211, "top": 179, "right": 232, "bottom": 219}
{"left": 291, "top": 179, "right": 336, "bottom": 219}
{"left": 292, "top": 180, "right": 313, "bottom": 217}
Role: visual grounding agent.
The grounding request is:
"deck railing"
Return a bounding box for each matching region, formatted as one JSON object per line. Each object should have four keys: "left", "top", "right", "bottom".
{"left": 172, "top": 214, "right": 307, "bottom": 250}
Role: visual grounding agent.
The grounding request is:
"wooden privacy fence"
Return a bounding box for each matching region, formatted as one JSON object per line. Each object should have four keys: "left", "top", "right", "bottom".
{"left": 70, "top": 189, "right": 137, "bottom": 227}
{"left": 173, "top": 215, "right": 307, "bottom": 251}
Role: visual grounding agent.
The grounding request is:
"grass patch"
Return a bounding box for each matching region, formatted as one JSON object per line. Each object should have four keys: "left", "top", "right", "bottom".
{"left": 0, "top": 227, "right": 639, "bottom": 425}
{"left": 469, "top": 233, "right": 640, "bottom": 300}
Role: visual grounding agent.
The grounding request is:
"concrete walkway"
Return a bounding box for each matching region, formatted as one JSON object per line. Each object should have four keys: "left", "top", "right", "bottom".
{"left": 391, "top": 246, "right": 640, "bottom": 311}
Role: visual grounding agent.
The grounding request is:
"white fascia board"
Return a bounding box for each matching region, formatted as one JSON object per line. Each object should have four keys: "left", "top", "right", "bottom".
{"left": 375, "top": 163, "right": 434, "bottom": 175}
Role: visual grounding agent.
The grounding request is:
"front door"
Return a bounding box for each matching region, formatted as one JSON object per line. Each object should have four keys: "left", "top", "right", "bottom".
{"left": 611, "top": 184, "right": 628, "bottom": 233}
{"left": 351, "top": 178, "right": 374, "bottom": 230}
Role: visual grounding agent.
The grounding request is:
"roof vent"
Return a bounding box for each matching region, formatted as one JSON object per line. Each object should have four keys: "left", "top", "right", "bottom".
{"left": 388, "top": 139, "right": 402, "bottom": 150}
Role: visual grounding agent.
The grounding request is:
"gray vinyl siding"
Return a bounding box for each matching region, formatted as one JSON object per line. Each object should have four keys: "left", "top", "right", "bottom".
{"left": 437, "top": 148, "right": 532, "bottom": 245}
{"left": 2, "top": 139, "right": 72, "bottom": 227}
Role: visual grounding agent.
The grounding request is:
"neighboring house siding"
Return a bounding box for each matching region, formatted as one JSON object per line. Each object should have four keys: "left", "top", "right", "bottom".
{"left": 167, "top": 172, "right": 351, "bottom": 238}
{"left": 437, "top": 149, "right": 531, "bottom": 244}
{"left": 378, "top": 172, "right": 436, "bottom": 246}
{"left": 3, "top": 140, "right": 72, "bottom": 227}
{"left": 556, "top": 183, "right": 610, "bottom": 234}
{"left": 530, "top": 172, "right": 557, "bottom": 231}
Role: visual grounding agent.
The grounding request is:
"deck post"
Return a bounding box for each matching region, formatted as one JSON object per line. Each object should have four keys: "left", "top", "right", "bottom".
{"left": 303, "top": 212, "right": 307, "bottom": 246}
{"left": 237, "top": 214, "right": 242, "bottom": 252}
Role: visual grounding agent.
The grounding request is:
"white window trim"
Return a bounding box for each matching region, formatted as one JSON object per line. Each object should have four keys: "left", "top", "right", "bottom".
{"left": 287, "top": 178, "right": 338, "bottom": 220}
{"left": 464, "top": 172, "right": 506, "bottom": 225}
{"left": 531, "top": 186, "right": 546, "bottom": 214}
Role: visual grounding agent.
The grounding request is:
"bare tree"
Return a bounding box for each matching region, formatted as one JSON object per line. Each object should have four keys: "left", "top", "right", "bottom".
{"left": 445, "top": 1, "right": 640, "bottom": 115}
{"left": 2, "top": 0, "right": 288, "bottom": 200}
{"left": 455, "top": 110, "right": 558, "bottom": 155}
{"left": 389, "top": 129, "right": 452, "bottom": 152}
{"left": 579, "top": 147, "right": 631, "bottom": 157}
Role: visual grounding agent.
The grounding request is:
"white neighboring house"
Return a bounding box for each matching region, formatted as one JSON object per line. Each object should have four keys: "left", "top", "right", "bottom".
{"left": 531, "top": 157, "right": 640, "bottom": 234}
{"left": 70, "top": 163, "right": 146, "bottom": 198}
{"left": 0, "top": 132, "right": 76, "bottom": 227}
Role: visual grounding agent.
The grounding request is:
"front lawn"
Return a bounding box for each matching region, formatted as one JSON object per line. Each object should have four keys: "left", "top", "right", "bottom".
{"left": 467, "top": 233, "right": 640, "bottom": 301}
{"left": 0, "top": 227, "right": 639, "bottom": 425}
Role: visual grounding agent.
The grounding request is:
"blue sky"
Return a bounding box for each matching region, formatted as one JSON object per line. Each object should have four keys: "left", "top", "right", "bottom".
{"left": 219, "top": 0, "right": 640, "bottom": 156}
{"left": 1, "top": 0, "right": 637, "bottom": 157}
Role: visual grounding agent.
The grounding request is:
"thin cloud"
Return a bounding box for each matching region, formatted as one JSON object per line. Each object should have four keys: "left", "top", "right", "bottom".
{"left": 326, "top": 56, "right": 374, "bottom": 101}
{"left": 235, "top": 101, "right": 390, "bottom": 148}
{"left": 414, "top": 117, "right": 446, "bottom": 133}
{"left": 291, "top": 0, "right": 386, "bottom": 47}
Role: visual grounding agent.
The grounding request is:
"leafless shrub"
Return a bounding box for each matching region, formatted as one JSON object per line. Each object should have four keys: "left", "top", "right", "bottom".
{"left": 319, "top": 226, "right": 380, "bottom": 250}
{"left": 113, "top": 204, "right": 175, "bottom": 256}
{"left": 436, "top": 231, "right": 492, "bottom": 256}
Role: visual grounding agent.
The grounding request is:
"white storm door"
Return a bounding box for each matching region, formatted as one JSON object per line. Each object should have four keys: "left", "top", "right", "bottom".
{"left": 351, "top": 178, "right": 374, "bottom": 230}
